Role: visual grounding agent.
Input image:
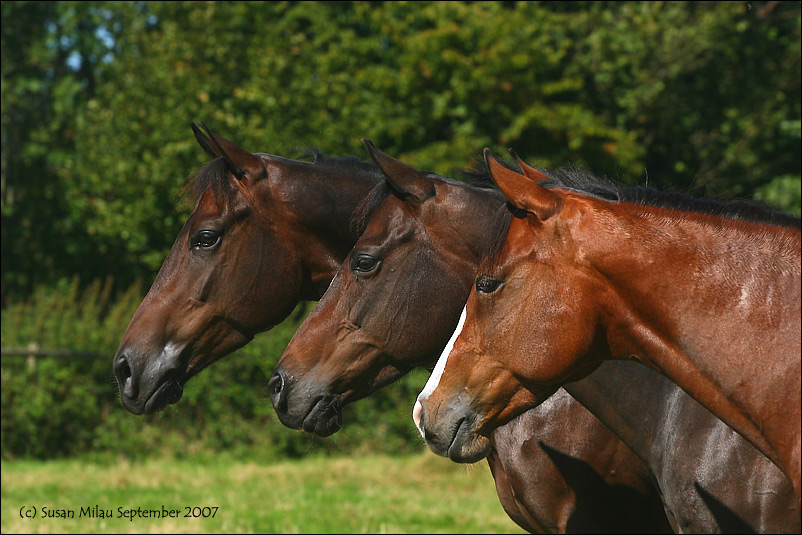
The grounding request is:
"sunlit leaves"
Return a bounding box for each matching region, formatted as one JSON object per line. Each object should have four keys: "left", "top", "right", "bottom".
{"left": 2, "top": 1, "right": 800, "bottom": 296}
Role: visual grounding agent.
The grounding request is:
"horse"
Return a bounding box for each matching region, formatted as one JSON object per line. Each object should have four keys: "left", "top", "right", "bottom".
{"left": 271, "top": 144, "right": 800, "bottom": 533}
{"left": 112, "top": 128, "right": 663, "bottom": 533}
{"left": 562, "top": 360, "right": 800, "bottom": 532}
{"left": 273, "top": 140, "right": 795, "bottom": 532}
{"left": 112, "top": 124, "right": 384, "bottom": 415}
{"left": 414, "top": 149, "right": 802, "bottom": 507}
{"left": 488, "top": 159, "right": 799, "bottom": 532}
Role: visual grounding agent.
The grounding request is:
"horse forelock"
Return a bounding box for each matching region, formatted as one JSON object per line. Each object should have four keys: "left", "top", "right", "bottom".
{"left": 479, "top": 204, "right": 515, "bottom": 275}
{"left": 183, "top": 157, "right": 238, "bottom": 209}
{"left": 350, "top": 180, "right": 393, "bottom": 240}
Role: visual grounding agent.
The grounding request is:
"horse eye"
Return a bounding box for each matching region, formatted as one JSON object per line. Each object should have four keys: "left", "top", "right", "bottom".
{"left": 193, "top": 230, "right": 221, "bottom": 249}
{"left": 350, "top": 254, "right": 380, "bottom": 274}
{"left": 476, "top": 274, "right": 501, "bottom": 294}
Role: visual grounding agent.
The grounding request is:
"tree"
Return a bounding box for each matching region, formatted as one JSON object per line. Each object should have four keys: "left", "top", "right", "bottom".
{"left": 3, "top": 1, "right": 799, "bottom": 299}
{"left": 1, "top": 1, "right": 140, "bottom": 300}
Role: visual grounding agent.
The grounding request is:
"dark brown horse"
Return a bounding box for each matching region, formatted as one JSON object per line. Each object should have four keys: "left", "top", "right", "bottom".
{"left": 269, "top": 142, "right": 665, "bottom": 532}
{"left": 112, "top": 124, "right": 384, "bottom": 415}
{"left": 273, "top": 143, "right": 799, "bottom": 532}
{"left": 415, "top": 150, "right": 801, "bottom": 504}
{"left": 561, "top": 361, "right": 799, "bottom": 533}
{"left": 112, "top": 129, "right": 662, "bottom": 533}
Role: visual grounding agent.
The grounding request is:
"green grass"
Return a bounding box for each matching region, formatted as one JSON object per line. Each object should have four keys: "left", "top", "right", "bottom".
{"left": 1, "top": 452, "right": 525, "bottom": 533}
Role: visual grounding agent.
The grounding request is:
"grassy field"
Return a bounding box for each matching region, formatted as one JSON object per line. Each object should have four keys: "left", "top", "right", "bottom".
{"left": 1, "top": 452, "right": 526, "bottom": 534}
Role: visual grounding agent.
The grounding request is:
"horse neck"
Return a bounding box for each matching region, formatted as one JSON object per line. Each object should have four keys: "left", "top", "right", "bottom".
{"left": 563, "top": 361, "right": 687, "bottom": 469}
{"left": 269, "top": 161, "right": 383, "bottom": 300}
{"left": 412, "top": 183, "right": 506, "bottom": 373}
{"left": 430, "top": 181, "right": 507, "bottom": 268}
{"left": 581, "top": 200, "right": 801, "bottom": 484}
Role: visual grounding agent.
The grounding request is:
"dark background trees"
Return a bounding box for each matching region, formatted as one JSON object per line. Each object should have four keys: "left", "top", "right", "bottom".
{"left": 3, "top": 0, "right": 799, "bottom": 300}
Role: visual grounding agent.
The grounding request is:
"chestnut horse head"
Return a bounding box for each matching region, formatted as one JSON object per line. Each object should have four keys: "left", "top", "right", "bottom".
{"left": 416, "top": 149, "right": 801, "bottom": 499}
{"left": 268, "top": 141, "right": 507, "bottom": 436}
{"left": 113, "top": 124, "right": 382, "bottom": 415}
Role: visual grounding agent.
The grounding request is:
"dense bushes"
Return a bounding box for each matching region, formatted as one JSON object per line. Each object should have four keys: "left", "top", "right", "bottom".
{"left": 1, "top": 279, "right": 429, "bottom": 460}
{"left": 3, "top": 1, "right": 800, "bottom": 298}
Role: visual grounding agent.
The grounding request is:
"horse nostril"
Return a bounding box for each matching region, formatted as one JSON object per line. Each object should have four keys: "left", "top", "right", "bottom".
{"left": 269, "top": 370, "right": 287, "bottom": 413}
{"left": 114, "top": 353, "right": 137, "bottom": 400}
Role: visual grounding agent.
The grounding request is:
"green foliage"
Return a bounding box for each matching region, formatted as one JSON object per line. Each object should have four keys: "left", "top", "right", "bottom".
{"left": 574, "top": 1, "right": 802, "bottom": 195}
{"left": 755, "top": 175, "right": 802, "bottom": 216}
{"left": 2, "top": 1, "right": 799, "bottom": 297}
{"left": 1, "top": 1, "right": 144, "bottom": 297}
{"left": 1, "top": 279, "right": 427, "bottom": 460}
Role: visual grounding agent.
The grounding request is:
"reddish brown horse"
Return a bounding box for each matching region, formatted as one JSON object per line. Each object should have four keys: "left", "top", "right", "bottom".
{"left": 273, "top": 142, "right": 799, "bottom": 532}
{"left": 112, "top": 124, "right": 384, "bottom": 415}
{"left": 112, "top": 129, "right": 663, "bottom": 533}
{"left": 271, "top": 141, "right": 670, "bottom": 532}
{"left": 415, "top": 150, "right": 801, "bottom": 503}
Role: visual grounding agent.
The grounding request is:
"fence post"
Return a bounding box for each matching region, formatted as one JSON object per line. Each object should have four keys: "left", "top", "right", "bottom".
{"left": 26, "top": 342, "right": 39, "bottom": 371}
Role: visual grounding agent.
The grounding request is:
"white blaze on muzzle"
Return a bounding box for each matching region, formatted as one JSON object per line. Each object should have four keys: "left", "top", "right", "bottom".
{"left": 413, "top": 306, "right": 467, "bottom": 437}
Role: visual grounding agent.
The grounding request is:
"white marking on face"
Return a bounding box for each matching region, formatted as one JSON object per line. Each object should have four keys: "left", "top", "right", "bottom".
{"left": 413, "top": 306, "right": 467, "bottom": 436}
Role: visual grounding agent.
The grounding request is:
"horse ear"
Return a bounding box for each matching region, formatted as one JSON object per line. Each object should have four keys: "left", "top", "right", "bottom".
{"left": 507, "top": 148, "right": 552, "bottom": 182}
{"left": 362, "top": 139, "right": 435, "bottom": 203}
{"left": 485, "top": 149, "right": 560, "bottom": 221}
{"left": 198, "top": 122, "right": 266, "bottom": 182}
{"left": 191, "top": 122, "right": 219, "bottom": 159}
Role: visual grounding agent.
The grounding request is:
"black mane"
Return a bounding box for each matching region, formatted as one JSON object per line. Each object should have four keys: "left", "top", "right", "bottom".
{"left": 467, "top": 156, "right": 800, "bottom": 230}
{"left": 186, "top": 150, "right": 800, "bottom": 235}
{"left": 290, "top": 146, "right": 385, "bottom": 179}
{"left": 477, "top": 158, "right": 800, "bottom": 273}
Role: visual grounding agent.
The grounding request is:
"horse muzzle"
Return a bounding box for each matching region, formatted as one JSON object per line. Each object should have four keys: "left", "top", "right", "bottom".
{"left": 269, "top": 368, "right": 342, "bottom": 437}
{"left": 415, "top": 397, "right": 491, "bottom": 463}
{"left": 113, "top": 345, "right": 185, "bottom": 415}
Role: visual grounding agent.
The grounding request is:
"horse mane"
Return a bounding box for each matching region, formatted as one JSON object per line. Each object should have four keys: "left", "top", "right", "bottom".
{"left": 468, "top": 157, "right": 800, "bottom": 229}
{"left": 621, "top": 186, "right": 801, "bottom": 230}
{"left": 290, "top": 146, "right": 385, "bottom": 179}
{"left": 185, "top": 151, "right": 799, "bottom": 238}
{"left": 478, "top": 160, "right": 801, "bottom": 273}
{"left": 572, "top": 168, "right": 800, "bottom": 229}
